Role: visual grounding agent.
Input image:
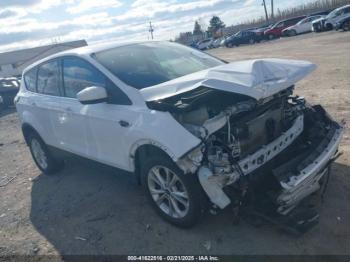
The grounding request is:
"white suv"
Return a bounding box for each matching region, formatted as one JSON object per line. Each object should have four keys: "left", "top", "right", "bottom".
{"left": 15, "top": 41, "right": 343, "bottom": 229}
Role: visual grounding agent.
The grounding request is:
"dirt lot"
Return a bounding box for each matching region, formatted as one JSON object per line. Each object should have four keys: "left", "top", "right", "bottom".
{"left": 0, "top": 31, "right": 350, "bottom": 257}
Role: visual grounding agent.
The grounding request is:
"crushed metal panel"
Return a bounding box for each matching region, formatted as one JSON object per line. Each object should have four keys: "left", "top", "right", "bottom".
{"left": 141, "top": 58, "right": 316, "bottom": 101}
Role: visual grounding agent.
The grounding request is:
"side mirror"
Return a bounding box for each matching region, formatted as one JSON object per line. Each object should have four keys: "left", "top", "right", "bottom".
{"left": 77, "top": 86, "right": 108, "bottom": 105}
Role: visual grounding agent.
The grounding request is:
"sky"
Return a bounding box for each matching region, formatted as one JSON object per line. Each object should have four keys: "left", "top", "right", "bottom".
{"left": 0, "top": 0, "right": 316, "bottom": 53}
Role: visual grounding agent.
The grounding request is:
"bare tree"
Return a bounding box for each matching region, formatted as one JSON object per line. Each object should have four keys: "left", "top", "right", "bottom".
{"left": 271, "top": 0, "right": 274, "bottom": 20}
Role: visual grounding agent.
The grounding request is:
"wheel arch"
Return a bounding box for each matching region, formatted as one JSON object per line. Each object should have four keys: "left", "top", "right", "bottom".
{"left": 342, "top": 20, "right": 350, "bottom": 30}
{"left": 131, "top": 142, "right": 176, "bottom": 185}
{"left": 21, "top": 123, "right": 41, "bottom": 145}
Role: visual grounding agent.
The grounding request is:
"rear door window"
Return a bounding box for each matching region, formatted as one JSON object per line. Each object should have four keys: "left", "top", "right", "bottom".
{"left": 276, "top": 22, "right": 285, "bottom": 28}
{"left": 23, "top": 68, "right": 37, "bottom": 92}
{"left": 37, "top": 60, "right": 61, "bottom": 96}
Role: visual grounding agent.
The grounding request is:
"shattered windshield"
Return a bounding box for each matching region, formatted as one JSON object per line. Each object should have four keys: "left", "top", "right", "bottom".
{"left": 93, "top": 42, "right": 224, "bottom": 89}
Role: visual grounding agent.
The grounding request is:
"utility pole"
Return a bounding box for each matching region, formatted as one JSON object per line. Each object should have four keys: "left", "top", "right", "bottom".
{"left": 149, "top": 21, "right": 154, "bottom": 40}
{"left": 271, "top": 0, "right": 274, "bottom": 21}
{"left": 262, "top": 0, "right": 269, "bottom": 23}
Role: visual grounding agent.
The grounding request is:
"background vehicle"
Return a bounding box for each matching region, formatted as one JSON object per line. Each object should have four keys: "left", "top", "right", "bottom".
{"left": 324, "top": 4, "right": 350, "bottom": 30}
{"left": 210, "top": 38, "right": 223, "bottom": 48}
{"left": 283, "top": 15, "right": 325, "bottom": 36}
{"left": 0, "top": 77, "right": 20, "bottom": 109}
{"left": 225, "top": 30, "right": 261, "bottom": 47}
{"left": 335, "top": 16, "right": 350, "bottom": 31}
{"left": 220, "top": 36, "right": 228, "bottom": 47}
{"left": 189, "top": 42, "right": 198, "bottom": 49}
{"left": 312, "top": 17, "right": 327, "bottom": 32}
{"left": 251, "top": 24, "right": 272, "bottom": 39}
{"left": 197, "top": 39, "right": 213, "bottom": 50}
{"left": 313, "top": 5, "right": 350, "bottom": 31}
{"left": 264, "top": 16, "right": 306, "bottom": 39}
{"left": 309, "top": 10, "right": 331, "bottom": 16}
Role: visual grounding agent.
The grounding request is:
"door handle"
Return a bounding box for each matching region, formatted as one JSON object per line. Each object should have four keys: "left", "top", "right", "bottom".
{"left": 31, "top": 102, "right": 36, "bottom": 106}
{"left": 65, "top": 107, "right": 73, "bottom": 112}
{"left": 119, "top": 120, "right": 130, "bottom": 127}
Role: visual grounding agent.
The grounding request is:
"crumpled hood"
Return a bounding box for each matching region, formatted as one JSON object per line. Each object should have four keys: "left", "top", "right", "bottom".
{"left": 140, "top": 58, "right": 316, "bottom": 101}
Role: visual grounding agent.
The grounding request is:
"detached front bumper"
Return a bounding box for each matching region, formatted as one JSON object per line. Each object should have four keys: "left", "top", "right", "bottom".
{"left": 276, "top": 121, "right": 344, "bottom": 214}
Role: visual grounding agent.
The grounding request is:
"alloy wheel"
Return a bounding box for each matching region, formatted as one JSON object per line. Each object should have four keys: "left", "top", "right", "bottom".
{"left": 31, "top": 138, "right": 48, "bottom": 170}
{"left": 147, "top": 165, "right": 190, "bottom": 219}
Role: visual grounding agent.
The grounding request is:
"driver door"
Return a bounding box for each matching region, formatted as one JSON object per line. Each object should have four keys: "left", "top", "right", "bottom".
{"left": 57, "top": 56, "right": 133, "bottom": 170}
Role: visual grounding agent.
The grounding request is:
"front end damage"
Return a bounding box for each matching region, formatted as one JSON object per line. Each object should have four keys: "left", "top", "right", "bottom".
{"left": 144, "top": 59, "right": 344, "bottom": 232}
{"left": 173, "top": 89, "right": 344, "bottom": 232}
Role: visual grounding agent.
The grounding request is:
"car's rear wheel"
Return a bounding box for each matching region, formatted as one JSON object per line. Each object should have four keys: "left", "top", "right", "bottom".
{"left": 141, "top": 155, "right": 206, "bottom": 227}
{"left": 28, "top": 133, "right": 64, "bottom": 175}
{"left": 227, "top": 42, "right": 233, "bottom": 48}
{"left": 289, "top": 30, "right": 297, "bottom": 36}
{"left": 342, "top": 21, "right": 350, "bottom": 31}
{"left": 268, "top": 34, "right": 274, "bottom": 40}
{"left": 325, "top": 23, "right": 333, "bottom": 31}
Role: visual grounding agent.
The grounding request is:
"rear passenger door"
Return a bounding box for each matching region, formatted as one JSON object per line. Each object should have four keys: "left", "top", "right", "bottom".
{"left": 298, "top": 17, "right": 312, "bottom": 33}
{"left": 34, "top": 59, "right": 63, "bottom": 147}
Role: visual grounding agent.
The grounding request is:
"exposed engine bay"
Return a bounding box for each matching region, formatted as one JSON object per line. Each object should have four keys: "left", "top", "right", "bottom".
{"left": 148, "top": 85, "right": 344, "bottom": 233}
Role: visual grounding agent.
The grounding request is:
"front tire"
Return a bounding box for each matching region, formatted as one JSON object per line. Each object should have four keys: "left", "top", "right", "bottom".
{"left": 141, "top": 155, "right": 206, "bottom": 227}
{"left": 28, "top": 133, "right": 64, "bottom": 175}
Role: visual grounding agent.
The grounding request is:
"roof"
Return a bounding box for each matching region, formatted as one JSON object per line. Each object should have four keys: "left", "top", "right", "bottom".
{"left": 0, "top": 40, "right": 87, "bottom": 66}
{"left": 52, "top": 40, "right": 149, "bottom": 56}
{"left": 22, "top": 40, "right": 164, "bottom": 73}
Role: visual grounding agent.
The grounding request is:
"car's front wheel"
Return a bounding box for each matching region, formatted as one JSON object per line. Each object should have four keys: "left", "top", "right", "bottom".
{"left": 28, "top": 133, "right": 64, "bottom": 175}
{"left": 141, "top": 155, "right": 206, "bottom": 227}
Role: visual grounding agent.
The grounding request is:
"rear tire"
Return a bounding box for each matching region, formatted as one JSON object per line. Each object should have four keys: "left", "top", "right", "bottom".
{"left": 342, "top": 21, "right": 350, "bottom": 31}
{"left": 28, "top": 133, "right": 64, "bottom": 175}
{"left": 325, "top": 23, "right": 333, "bottom": 31}
{"left": 289, "top": 30, "right": 297, "bottom": 36}
{"left": 267, "top": 34, "right": 275, "bottom": 40}
{"left": 141, "top": 155, "right": 206, "bottom": 228}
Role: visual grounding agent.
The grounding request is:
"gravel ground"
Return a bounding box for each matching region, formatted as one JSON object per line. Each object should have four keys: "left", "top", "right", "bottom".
{"left": 0, "top": 31, "right": 350, "bottom": 257}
